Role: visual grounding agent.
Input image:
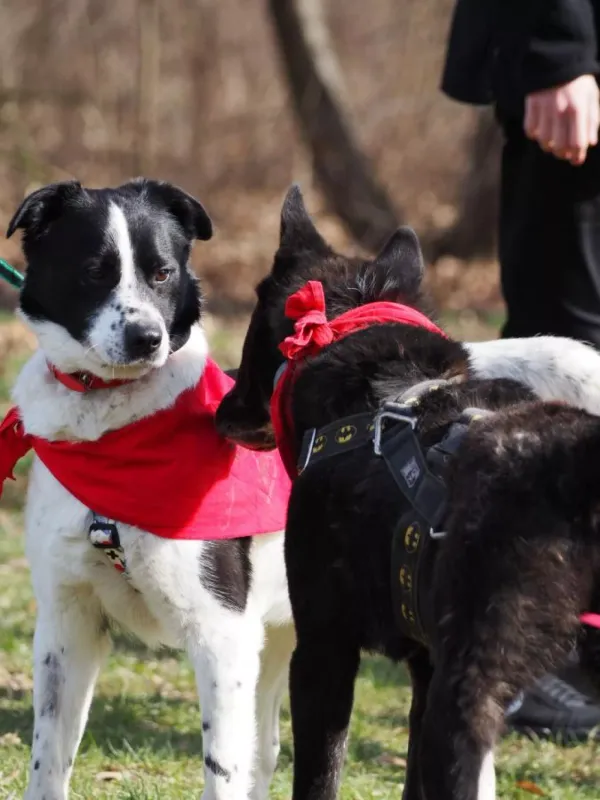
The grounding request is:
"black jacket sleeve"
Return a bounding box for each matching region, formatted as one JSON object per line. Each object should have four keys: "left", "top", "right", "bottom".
{"left": 518, "top": 0, "right": 600, "bottom": 94}
{"left": 442, "top": 0, "right": 600, "bottom": 110}
{"left": 441, "top": 0, "right": 497, "bottom": 105}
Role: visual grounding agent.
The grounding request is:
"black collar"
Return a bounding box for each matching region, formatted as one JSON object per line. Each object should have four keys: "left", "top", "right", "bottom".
{"left": 297, "top": 378, "right": 458, "bottom": 473}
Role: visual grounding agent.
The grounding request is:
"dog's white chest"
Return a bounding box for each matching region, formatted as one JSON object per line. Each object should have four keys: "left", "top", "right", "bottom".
{"left": 25, "top": 457, "right": 184, "bottom": 649}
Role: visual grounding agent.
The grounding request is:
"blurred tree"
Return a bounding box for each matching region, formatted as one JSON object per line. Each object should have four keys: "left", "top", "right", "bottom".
{"left": 136, "top": 0, "right": 161, "bottom": 175}
{"left": 430, "top": 110, "right": 501, "bottom": 260}
{"left": 267, "top": 0, "right": 400, "bottom": 251}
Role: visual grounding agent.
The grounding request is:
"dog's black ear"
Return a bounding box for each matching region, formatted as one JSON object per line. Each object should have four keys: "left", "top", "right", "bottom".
{"left": 6, "top": 180, "right": 83, "bottom": 240}
{"left": 373, "top": 226, "right": 424, "bottom": 297}
{"left": 279, "top": 184, "right": 330, "bottom": 255}
{"left": 134, "top": 179, "right": 213, "bottom": 242}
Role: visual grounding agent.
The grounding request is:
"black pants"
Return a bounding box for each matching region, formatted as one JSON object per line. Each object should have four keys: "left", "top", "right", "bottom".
{"left": 498, "top": 113, "right": 600, "bottom": 347}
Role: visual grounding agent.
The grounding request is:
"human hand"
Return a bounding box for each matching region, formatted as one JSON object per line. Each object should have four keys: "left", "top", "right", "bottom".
{"left": 524, "top": 75, "right": 599, "bottom": 165}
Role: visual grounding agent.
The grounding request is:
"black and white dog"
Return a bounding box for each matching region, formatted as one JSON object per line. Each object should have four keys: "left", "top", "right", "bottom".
{"left": 3, "top": 179, "right": 294, "bottom": 800}
{"left": 216, "top": 186, "right": 600, "bottom": 800}
{"left": 6, "top": 178, "right": 600, "bottom": 800}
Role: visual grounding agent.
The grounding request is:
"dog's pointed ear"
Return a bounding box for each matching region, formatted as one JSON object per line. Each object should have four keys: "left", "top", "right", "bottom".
{"left": 133, "top": 179, "right": 213, "bottom": 242}
{"left": 373, "top": 226, "right": 424, "bottom": 296}
{"left": 7, "top": 180, "right": 83, "bottom": 240}
{"left": 279, "top": 184, "right": 330, "bottom": 255}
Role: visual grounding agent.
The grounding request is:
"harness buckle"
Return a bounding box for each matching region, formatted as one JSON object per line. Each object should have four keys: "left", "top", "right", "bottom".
{"left": 297, "top": 427, "right": 316, "bottom": 473}
{"left": 429, "top": 528, "right": 447, "bottom": 540}
{"left": 373, "top": 404, "right": 417, "bottom": 456}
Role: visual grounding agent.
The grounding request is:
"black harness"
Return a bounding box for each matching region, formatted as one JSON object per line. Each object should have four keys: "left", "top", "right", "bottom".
{"left": 296, "top": 379, "right": 491, "bottom": 645}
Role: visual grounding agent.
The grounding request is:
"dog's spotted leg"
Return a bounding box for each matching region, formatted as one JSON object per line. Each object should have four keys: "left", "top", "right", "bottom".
{"left": 24, "top": 593, "right": 110, "bottom": 800}
{"left": 188, "top": 612, "right": 264, "bottom": 800}
{"left": 250, "top": 622, "right": 295, "bottom": 800}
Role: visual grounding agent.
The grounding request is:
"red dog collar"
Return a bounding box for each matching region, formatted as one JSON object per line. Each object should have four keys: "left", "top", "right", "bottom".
{"left": 270, "top": 280, "right": 448, "bottom": 478}
{"left": 48, "top": 363, "right": 134, "bottom": 392}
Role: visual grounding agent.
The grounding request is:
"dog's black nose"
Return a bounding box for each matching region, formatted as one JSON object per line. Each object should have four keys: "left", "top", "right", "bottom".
{"left": 124, "top": 321, "right": 163, "bottom": 359}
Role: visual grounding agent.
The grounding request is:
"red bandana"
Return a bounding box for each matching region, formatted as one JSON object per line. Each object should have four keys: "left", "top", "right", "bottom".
{"left": 270, "top": 280, "right": 448, "bottom": 478}
{"left": 0, "top": 359, "right": 291, "bottom": 540}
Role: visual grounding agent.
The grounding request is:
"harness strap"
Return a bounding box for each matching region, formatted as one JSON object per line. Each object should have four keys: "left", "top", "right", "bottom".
{"left": 391, "top": 508, "right": 432, "bottom": 646}
{"left": 297, "top": 378, "right": 454, "bottom": 473}
{"left": 293, "top": 377, "right": 491, "bottom": 646}
{"left": 380, "top": 421, "right": 448, "bottom": 530}
{"left": 297, "top": 411, "right": 378, "bottom": 472}
{"left": 389, "top": 407, "right": 493, "bottom": 644}
{"left": 426, "top": 408, "right": 493, "bottom": 474}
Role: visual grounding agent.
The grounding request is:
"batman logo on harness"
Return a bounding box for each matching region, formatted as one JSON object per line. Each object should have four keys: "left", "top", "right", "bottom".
{"left": 335, "top": 425, "right": 357, "bottom": 444}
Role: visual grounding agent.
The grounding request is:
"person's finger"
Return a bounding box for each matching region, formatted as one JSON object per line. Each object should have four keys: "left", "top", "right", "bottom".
{"left": 524, "top": 97, "right": 541, "bottom": 140}
{"left": 568, "top": 144, "right": 587, "bottom": 166}
{"left": 566, "top": 103, "right": 588, "bottom": 165}
{"left": 589, "top": 93, "right": 599, "bottom": 148}
{"left": 536, "top": 103, "right": 555, "bottom": 151}
{"left": 549, "top": 104, "right": 568, "bottom": 156}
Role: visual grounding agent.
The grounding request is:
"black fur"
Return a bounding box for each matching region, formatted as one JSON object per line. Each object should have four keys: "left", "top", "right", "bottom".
{"left": 217, "top": 186, "right": 600, "bottom": 800}
{"left": 205, "top": 754, "right": 231, "bottom": 782}
{"left": 200, "top": 538, "right": 252, "bottom": 613}
{"left": 39, "top": 653, "right": 62, "bottom": 719}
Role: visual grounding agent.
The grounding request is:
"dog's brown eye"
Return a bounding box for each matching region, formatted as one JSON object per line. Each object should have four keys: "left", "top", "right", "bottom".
{"left": 154, "top": 267, "right": 171, "bottom": 284}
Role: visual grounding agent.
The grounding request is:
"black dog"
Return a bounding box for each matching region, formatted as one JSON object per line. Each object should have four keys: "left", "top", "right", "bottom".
{"left": 216, "top": 186, "right": 600, "bottom": 800}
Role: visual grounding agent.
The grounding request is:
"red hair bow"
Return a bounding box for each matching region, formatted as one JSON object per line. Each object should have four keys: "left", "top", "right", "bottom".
{"left": 271, "top": 280, "right": 447, "bottom": 477}
{"left": 279, "top": 279, "right": 447, "bottom": 362}
{"left": 280, "top": 281, "right": 333, "bottom": 360}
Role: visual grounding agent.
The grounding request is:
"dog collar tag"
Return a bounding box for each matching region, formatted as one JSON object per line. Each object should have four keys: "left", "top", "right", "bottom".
{"left": 88, "top": 514, "right": 128, "bottom": 575}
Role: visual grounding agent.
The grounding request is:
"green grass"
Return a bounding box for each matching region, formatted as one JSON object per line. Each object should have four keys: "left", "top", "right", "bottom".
{"left": 0, "top": 314, "right": 599, "bottom": 797}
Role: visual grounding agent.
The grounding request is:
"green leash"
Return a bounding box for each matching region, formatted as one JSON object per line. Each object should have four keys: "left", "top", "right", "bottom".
{"left": 0, "top": 258, "right": 24, "bottom": 289}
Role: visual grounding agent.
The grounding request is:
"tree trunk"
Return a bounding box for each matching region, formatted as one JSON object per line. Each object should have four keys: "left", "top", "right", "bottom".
{"left": 268, "top": 0, "right": 400, "bottom": 251}
{"left": 429, "top": 109, "right": 502, "bottom": 261}
{"left": 136, "top": 0, "right": 161, "bottom": 175}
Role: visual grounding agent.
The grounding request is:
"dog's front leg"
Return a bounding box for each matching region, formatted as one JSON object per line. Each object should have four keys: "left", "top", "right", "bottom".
{"left": 289, "top": 632, "right": 361, "bottom": 800}
{"left": 24, "top": 594, "right": 111, "bottom": 800}
{"left": 188, "top": 611, "right": 264, "bottom": 800}
{"left": 251, "top": 622, "right": 295, "bottom": 800}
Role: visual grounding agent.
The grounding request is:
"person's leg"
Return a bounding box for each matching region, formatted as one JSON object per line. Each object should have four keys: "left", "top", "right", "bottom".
{"left": 498, "top": 111, "right": 600, "bottom": 738}
{"left": 499, "top": 114, "right": 562, "bottom": 338}
{"left": 499, "top": 111, "right": 600, "bottom": 347}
